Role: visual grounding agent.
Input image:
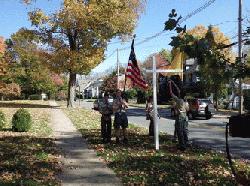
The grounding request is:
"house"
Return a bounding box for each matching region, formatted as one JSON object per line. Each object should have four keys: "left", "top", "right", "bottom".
{"left": 76, "top": 75, "right": 104, "bottom": 99}
{"left": 183, "top": 58, "right": 199, "bottom": 86}
{"left": 83, "top": 79, "right": 104, "bottom": 99}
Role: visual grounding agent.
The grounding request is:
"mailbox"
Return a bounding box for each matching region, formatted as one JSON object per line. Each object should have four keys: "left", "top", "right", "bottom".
{"left": 229, "top": 114, "right": 250, "bottom": 138}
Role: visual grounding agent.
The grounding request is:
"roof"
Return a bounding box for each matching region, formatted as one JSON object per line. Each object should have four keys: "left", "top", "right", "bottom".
{"left": 159, "top": 49, "right": 184, "bottom": 78}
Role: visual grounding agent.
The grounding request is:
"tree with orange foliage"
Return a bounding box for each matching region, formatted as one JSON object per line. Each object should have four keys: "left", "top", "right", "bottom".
{"left": 0, "top": 37, "right": 7, "bottom": 76}
{"left": 0, "top": 37, "right": 21, "bottom": 100}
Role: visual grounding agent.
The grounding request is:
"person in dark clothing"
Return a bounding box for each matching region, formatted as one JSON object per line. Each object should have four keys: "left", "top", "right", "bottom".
{"left": 146, "top": 96, "right": 154, "bottom": 136}
{"left": 113, "top": 90, "right": 129, "bottom": 144}
{"left": 99, "top": 92, "right": 113, "bottom": 143}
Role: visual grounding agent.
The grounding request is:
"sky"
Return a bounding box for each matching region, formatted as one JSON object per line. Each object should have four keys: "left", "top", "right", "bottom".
{"left": 0, "top": 0, "right": 250, "bottom": 74}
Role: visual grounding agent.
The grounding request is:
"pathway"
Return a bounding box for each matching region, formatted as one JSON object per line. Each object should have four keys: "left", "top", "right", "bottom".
{"left": 49, "top": 101, "right": 121, "bottom": 186}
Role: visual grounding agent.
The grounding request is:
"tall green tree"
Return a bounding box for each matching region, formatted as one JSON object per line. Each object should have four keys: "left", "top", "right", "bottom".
{"left": 28, "top": 0, "right": 145, "bottom": 107}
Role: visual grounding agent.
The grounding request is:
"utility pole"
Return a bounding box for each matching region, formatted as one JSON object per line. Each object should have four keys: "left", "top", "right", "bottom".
{"left": 152, "top": 56, "right": 159, "bottom": 150}
{"left": 117, "top": 48, "right": 120, "bottom": 90}
{"left": 238, "top": 0, "right": 243, "bottom": 114}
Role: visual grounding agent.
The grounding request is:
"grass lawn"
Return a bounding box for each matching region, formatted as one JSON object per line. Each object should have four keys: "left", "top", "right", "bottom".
{"left": 63, "top": 107, "right": 250, "bottom": 186}
{"left": 0, "top": 100, "right": 61, "bottom": 185}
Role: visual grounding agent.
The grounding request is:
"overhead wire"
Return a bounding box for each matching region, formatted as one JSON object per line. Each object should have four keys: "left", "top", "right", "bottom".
{"left": 178, "top": 0, "right": 217, "bottom": 24}
{"left": 211, "top": 20, "right": 238, "bottom": 27}
{"left": 102, "top": 0, "right": 218, "bottom": 66}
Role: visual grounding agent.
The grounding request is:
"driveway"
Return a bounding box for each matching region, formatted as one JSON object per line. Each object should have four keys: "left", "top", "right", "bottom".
{"left": 80, "top": 100, "right": 250, "bottom": 160}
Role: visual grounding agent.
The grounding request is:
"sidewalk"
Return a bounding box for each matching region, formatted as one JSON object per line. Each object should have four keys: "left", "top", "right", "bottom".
{"left": 213, "top": 109, "right": 239, "bottom": 118}
{"left": 49, "top": 101, "right": 122, "bottom": 186}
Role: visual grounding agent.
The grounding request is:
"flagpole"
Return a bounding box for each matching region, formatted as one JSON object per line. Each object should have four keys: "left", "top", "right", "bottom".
{"left": 123, "top": 75, "right": 127, "bottom": 92}
{"left": 152, "top": 55, "right": 159, "bottom": 150}
{"left": 117, "top": 48, "right": 120, "bottom": 90}
{"left": 238, "top": 0, "right": 243, "bottom": 114}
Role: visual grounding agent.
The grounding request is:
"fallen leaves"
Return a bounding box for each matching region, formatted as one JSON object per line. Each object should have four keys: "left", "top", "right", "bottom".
{"left": 64, "top": 107, "right": 250, "bottom": 185}
{"left": 0, "top": 100, "right": 61, "bottom": 185}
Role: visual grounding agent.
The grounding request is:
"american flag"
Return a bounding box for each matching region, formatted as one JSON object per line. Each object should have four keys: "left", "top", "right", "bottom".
{"left": 125, "top": 39, "right": 148, "bottom": 89}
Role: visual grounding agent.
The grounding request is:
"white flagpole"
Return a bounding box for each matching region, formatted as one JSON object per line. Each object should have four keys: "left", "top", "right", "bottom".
{"left": 117, "top": 48, "right": 120, "bottom": 90}
{"left": 152, "top": 56, "right": 159, "bottom": 150}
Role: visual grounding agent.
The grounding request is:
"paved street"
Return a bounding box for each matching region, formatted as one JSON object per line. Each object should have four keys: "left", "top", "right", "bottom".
{"left": 81, "top": 100, "right": 250, "bottom": 160}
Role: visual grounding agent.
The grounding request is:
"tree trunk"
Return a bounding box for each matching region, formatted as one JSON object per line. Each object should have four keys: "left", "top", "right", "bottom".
{"left": 67, "top": 72, "right": 76, "bottom": 108}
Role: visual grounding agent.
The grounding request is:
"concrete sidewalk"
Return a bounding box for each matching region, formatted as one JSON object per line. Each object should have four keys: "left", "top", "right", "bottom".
{"left": 49, "top": 101, "right": 121, "bottom": 186}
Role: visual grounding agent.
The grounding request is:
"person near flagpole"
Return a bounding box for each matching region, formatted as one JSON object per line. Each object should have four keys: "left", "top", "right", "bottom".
{"left": 113, "top": 90, "right": 129, "bottom": 144}
{"left": 168, "top": 80, "right": 189, "bottom": 151}
{"left": 98, "top": 92, "right": 113, "bottom": 143}
{"left": 146, "top": 96, "right": 154, "bottom": 136}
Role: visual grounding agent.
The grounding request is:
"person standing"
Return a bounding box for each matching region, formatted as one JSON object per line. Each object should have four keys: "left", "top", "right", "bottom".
{"left": 146, "top": 96, "right": 154, "bottom": 136}
{"left": 99, "top": 92, "right": 113, "bottom": 143}
{"left": 172, "top": 100, "right": 178, "bottom": 142}
{"left": 168, "top": 80, "right": 189, "bottom": 151}
{"left": 113, "top": 90, "right": 128, "bottom": 144}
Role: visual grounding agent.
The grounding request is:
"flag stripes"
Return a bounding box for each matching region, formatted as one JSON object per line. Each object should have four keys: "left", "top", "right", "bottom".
{"left": 125, "top": 39, "right": 148, "bottom": 89}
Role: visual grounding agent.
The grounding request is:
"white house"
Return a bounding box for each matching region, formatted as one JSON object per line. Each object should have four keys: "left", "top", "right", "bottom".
{"left": 83, "top": 79, "right": 104, "bottom": 98}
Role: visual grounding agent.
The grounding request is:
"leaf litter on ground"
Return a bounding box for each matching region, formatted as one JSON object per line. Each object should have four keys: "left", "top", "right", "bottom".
{"left": 0, "top": 100, "right": 61, "bottom": 185}
{"left": 63, "top": 106, "right": 250, "bottom": 186}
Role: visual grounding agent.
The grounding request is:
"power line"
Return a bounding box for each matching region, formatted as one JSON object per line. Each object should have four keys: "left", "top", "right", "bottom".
{"left": 103, "top": 0, "right": 217, "bottom": 64}
{"left": 107, "top": 30, "right": 174, "bottom": 46}
{"left": 211, "top": 20, "right": 238, "bottom": 27}
{"left": 104, "top": 50, "right": 116, "bottom": 60}
{"left": 179, "top": 0, "right": 217, "bottom": 24}
{"left": 120, "top": 0, "right": 217, "bottom": 50}
{"left": 119, "top": 32, "right": 174, "bottom": 51}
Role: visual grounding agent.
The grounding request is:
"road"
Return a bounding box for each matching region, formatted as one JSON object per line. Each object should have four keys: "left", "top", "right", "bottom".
{"left": 80, "top": 100, "right": 250, "bottom": 160}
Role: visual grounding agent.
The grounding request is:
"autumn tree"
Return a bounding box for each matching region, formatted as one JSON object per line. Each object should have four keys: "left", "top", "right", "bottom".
{"left": 164, "top": 10, "right": 236, "bottom": 108}
{"left": 0, "top": 37, "right": 7, "bottom": 76}
{"left": 185, "top": 25, "right": 234, "bottom": 107}
{"left": 101, "top": 67, "right": 126, "bottom": 93}
{"left": 4, "top": 28, "right": 65, "bottom": 98}
{"left": 0, "top": 37, "right": 22, "bottom": 100}
{"left": 27, "top": 0, "right": 145, "bottom": 107}
{"left": 0, "top": 37, "right": 7, "bottom": 99}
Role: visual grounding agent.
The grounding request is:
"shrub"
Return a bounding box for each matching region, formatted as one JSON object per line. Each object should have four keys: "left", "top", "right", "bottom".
{"left": 137, "top": 89, "right": 146, "bottom": 104}
{"left": 29, "top": 94, "right": 42, "bottom": 100}
{"left": 12, "top": 108, "right": 32, "bottom": 132}
{"left": 125, "top": 89, "right": 137, "bottom": 99}
{"left": 0, "top": 110, "right": 6, "bottom": 130}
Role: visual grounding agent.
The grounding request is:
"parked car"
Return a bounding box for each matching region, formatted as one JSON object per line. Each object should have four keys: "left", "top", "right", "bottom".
{"left": 187, "top": 98, "right": 215, "bottom": 120}
{"left": 93, "top": 97, "right": 114, "bottom": 111}
{"left": 170, "top": 98, "right": 215, "bottom": 120}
